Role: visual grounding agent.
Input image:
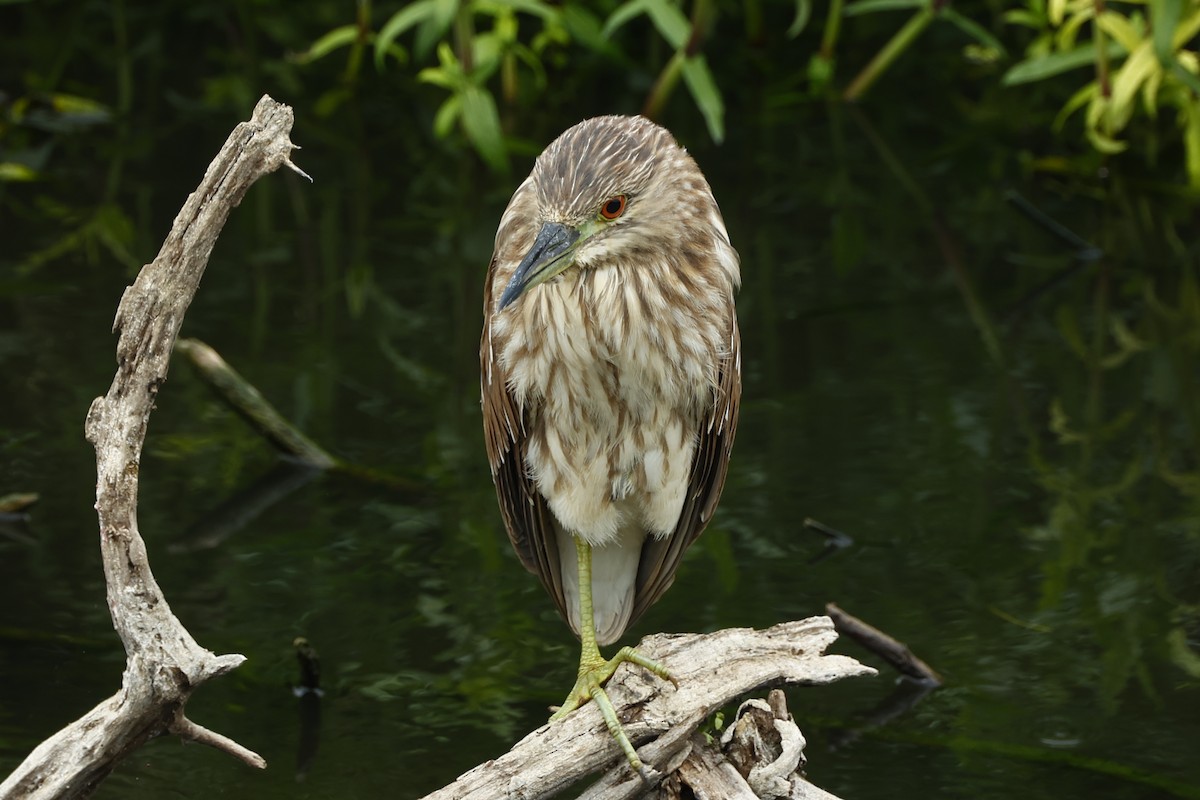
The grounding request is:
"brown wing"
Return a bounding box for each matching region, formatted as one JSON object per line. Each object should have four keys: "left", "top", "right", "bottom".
{"left": 629, "top": 312, "right": 742, "bottom": 627}
{"left": 480, "top": 238, "right": 569, "bottom": 626}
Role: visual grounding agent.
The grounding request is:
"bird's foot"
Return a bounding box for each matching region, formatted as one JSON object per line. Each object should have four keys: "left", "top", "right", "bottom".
{"left": 549, "top": 646, "right": 675, "bottom": 782}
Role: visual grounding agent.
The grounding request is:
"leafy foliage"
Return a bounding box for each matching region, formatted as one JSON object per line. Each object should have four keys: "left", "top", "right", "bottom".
{"left": 1004, "top": 0, "right": 1200, "bottom": 182}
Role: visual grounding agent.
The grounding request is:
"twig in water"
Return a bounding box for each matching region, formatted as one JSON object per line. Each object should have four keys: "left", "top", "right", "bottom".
{"left": 825, "top": 602, "right": 942, "bottom": 686}
{"left": 803, "top": 517, "right": 854, "bottom": 565}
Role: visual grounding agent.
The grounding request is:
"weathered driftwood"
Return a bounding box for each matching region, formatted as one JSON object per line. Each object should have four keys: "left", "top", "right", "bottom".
{"left": 420, "top": 617, "right": 873, "bottom": 800}
{"left": 645, "top": 690, "right": 843, "bottom": 800}
{"left": 0, "top": 95, "right": 306, "bottom": 800}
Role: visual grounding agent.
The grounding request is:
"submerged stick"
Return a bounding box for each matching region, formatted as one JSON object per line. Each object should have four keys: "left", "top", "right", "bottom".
{"left": 176, "top": 337, "right": 338, "bottom": 468}
{"left": 0, "top": 95, "right": 303, "bottom": 800}
{"left": 826, "top": 602, "right": 942, "bottom": 685}
{"left": 175, "top": 338, "right": 424, "bottom": 493}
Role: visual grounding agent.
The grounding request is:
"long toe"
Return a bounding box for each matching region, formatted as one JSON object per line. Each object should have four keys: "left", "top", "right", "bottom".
{"left": 548, "top": 647, "right": 674, "bottom": 778}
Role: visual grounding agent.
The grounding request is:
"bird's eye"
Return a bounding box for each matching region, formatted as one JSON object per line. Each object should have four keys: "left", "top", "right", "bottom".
{"left": 600, "top": 195, "right": 627, "bottom": 220}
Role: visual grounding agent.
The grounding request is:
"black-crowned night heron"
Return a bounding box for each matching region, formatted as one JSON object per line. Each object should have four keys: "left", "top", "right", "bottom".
{"left": 480, "top": 115, "right": 740, "bottom": 777}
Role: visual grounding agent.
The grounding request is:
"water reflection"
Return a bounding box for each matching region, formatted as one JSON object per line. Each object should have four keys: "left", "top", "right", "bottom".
{"left": 1, "top": 85, "right": 1198, "bottom": 800}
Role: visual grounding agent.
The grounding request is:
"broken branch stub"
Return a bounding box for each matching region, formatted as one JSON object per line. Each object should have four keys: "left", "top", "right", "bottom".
{"left": 0, "top": 95, "right": 302, "bottom": 800}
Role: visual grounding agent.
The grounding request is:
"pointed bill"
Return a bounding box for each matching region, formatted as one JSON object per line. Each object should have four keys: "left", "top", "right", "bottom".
{"left": 498, "top": 221, "right": 581, "bottom": 309}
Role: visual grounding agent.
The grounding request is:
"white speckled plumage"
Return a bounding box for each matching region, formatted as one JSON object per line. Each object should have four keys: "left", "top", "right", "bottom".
{"left": 481, "top": 115, "right": 740, "bottom": 645}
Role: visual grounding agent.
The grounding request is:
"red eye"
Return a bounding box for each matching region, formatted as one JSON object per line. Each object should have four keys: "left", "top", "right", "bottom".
{"left": 600, "top": 195, "right": 626, "bottom": 220}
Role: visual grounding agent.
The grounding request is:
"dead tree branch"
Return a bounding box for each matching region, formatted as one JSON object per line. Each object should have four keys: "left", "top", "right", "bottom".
{"left": 420, "top": 616, "right": 873, "bottom": 800}
{"left": 0, "top": 95, "right": 304, "bottom": 800}
{"left": 826, "top": 603, "right": 942, "bottom": 685}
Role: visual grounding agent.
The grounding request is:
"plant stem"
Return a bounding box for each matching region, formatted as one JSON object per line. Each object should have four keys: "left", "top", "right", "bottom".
{"left": 454, "top": 0, "right": 474, "bottom": 73}
{"left": 842, "top": 6, "right": 934, "bottom": 102}
{"left": 1094, "top": 0, "right": 1111, "bottom": 99}
{"left": 821, "top": 0, "right": 846, "bottom": 58}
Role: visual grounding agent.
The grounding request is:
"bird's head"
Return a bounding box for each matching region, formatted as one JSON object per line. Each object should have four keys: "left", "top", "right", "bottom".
{"left": 498, "top": 115, "right": 716, "bottom": 310}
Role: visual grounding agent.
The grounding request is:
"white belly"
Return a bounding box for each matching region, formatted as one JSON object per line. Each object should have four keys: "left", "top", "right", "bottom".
{"left": 498, "top": 270, "right": 718, "bottom": 643}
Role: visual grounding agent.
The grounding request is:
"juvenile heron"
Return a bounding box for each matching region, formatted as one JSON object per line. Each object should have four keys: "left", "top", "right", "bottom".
{"left": 480, "top": 115, "right": 740, "bottom": 776}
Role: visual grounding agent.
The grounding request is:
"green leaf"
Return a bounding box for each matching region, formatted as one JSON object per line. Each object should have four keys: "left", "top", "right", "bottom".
{"left": 1054, "top": 304, "right": 1088, "bottom": 361}
{"left": 414, "top": 0, "right": 459, "bottom": 61}
{"left": 1168, "top": 627, "right": 1200, "bottom": 678}
{"left": 1172, "top": 7, "right": 1200, "bottom": 49}
{"left": 788, "top": 0, "right": 812, "bottom": 37}
{"left": 376, "top": 0, "right": 436, "bottom": 70}
{"left": 1171, "top": 58, "right": 1200, "bottom": 94}
{"left": 1003, "top": 42, "right": 1121, "bottom": 85}
{"left": 602, "top": 0, "right": 692, "bottom": 46}
{"left": 1055, "top": 6, "right": 1094, "bottom": 52}
{"left": 481, "top": 0, "right": 559, "bottom": 21}
{"left": 460, "top": 85, "right": 508, "bottom": 172}
{"left": 1181, "top": 90, "right": 1200, "bottom": 186}
{"left": 294, "top": 25, "right": 360, "bottom": 64}
{"left": 433, "top": 95, "right": 462, "bottom": 138}
{"left": 510, "top": 41, "right": 549, "bottom": 89}
{"left": 1095, "top": 11, "right": 1143, "bottom": 53}
{"left": 1099, "top": 316, "right": 1147, "bottom": 370}
{"left": 843, "top": 0, "right": 925, "bottom": 17}
{"left": 1001, "top": 9, "right": 1044, "bottom": 29}
{"left": 1151, "top": 0, "right": 1182, "bottom": 65}
{"left": 1086, "top": 125, "right": 1130, "bottom": 153}
{"left": 1048, "top": 398, "right": 1086, "bottom": 443}
{"left": 418, "top": 66, "right": 458, "bottom": 90}
{"left": 1109, "top": 41, "right": 1158, "bottom": 131}
{"left": 1049, "top": 0, "right": 1066, "bottom": 25}
{"left": 680, "top": 55, "right": 725, "bottom": 143}
{"left": 603, "top": 0, "right": 653, "bottom": 38}
{"left": 49, "top": 94, "right": 111, "bottom": 117}
{"left": 643, "top": 0, "right": 692, "bottom": 48}
{"left": 564, "top": 3, "right": 624, "bottom": 59}
{"left": 1141, "top": 62, "right": 1163, "bottom": 116}
{"left": 1053, "top": 82, "right": 1096, "bottom": 130}
{"left": 0, "top": 162, "right": 37, "bottom": 182}
{"left": 472, "top": 31, "right": 504, "bottom": 77}
{"left": 943, "top": 9, "right": 1006, "bottom": 56}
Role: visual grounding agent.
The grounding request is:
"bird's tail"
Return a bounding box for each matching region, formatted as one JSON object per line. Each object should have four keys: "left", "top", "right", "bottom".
{"left": 558, "top": 519, "right": 645, "bottom": 646}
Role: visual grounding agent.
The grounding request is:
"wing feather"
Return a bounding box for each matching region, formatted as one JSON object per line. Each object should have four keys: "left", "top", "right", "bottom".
{"left": 481, "top": 257, "right": 569, "bottom": 625}
{"left": 629, "top": 312, "right": 741, "bottom": 627}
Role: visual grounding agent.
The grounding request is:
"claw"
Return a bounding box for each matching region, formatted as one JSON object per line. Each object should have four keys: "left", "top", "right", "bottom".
{"left": 549, "top": 645, "right": 672, "bottom": 779}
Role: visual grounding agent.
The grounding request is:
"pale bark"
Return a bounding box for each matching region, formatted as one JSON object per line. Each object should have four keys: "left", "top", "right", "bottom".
{"left": 0, "top": 95, "right": 306, "bottom": 800}
{"left": 420, "top": 616, "right": 873, "bottom": 800}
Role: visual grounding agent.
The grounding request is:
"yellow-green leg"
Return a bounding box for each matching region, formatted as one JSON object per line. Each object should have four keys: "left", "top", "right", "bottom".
{"left": 549, "top": 535, "right": 675, "bottom": 781}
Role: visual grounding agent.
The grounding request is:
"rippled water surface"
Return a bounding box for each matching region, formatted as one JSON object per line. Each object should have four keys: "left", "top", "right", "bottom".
{"left": 2, "top": 29, "right": 1199, "bottom": 800}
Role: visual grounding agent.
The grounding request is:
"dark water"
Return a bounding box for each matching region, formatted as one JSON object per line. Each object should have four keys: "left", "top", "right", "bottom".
{"left": 3, "top": 27, "right": 1200, "bottom": 800}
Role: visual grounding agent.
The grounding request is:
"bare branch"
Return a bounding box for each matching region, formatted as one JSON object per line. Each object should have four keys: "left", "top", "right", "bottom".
{"left": 170, "top": 715, "right": 267, "bottom": 770}
{"left": 0, "top": 95, "right": 300, "bottom": 800}
{"left": 826, "top": 603, "right": 942, "bottom": 685}
{"left": 421, "top": 616, "right": 873, "bottom": 800}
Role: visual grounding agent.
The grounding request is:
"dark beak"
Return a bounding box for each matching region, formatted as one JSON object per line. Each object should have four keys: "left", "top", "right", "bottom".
{"left": 498, "top": 222, "right": 580, "bottom": 309}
